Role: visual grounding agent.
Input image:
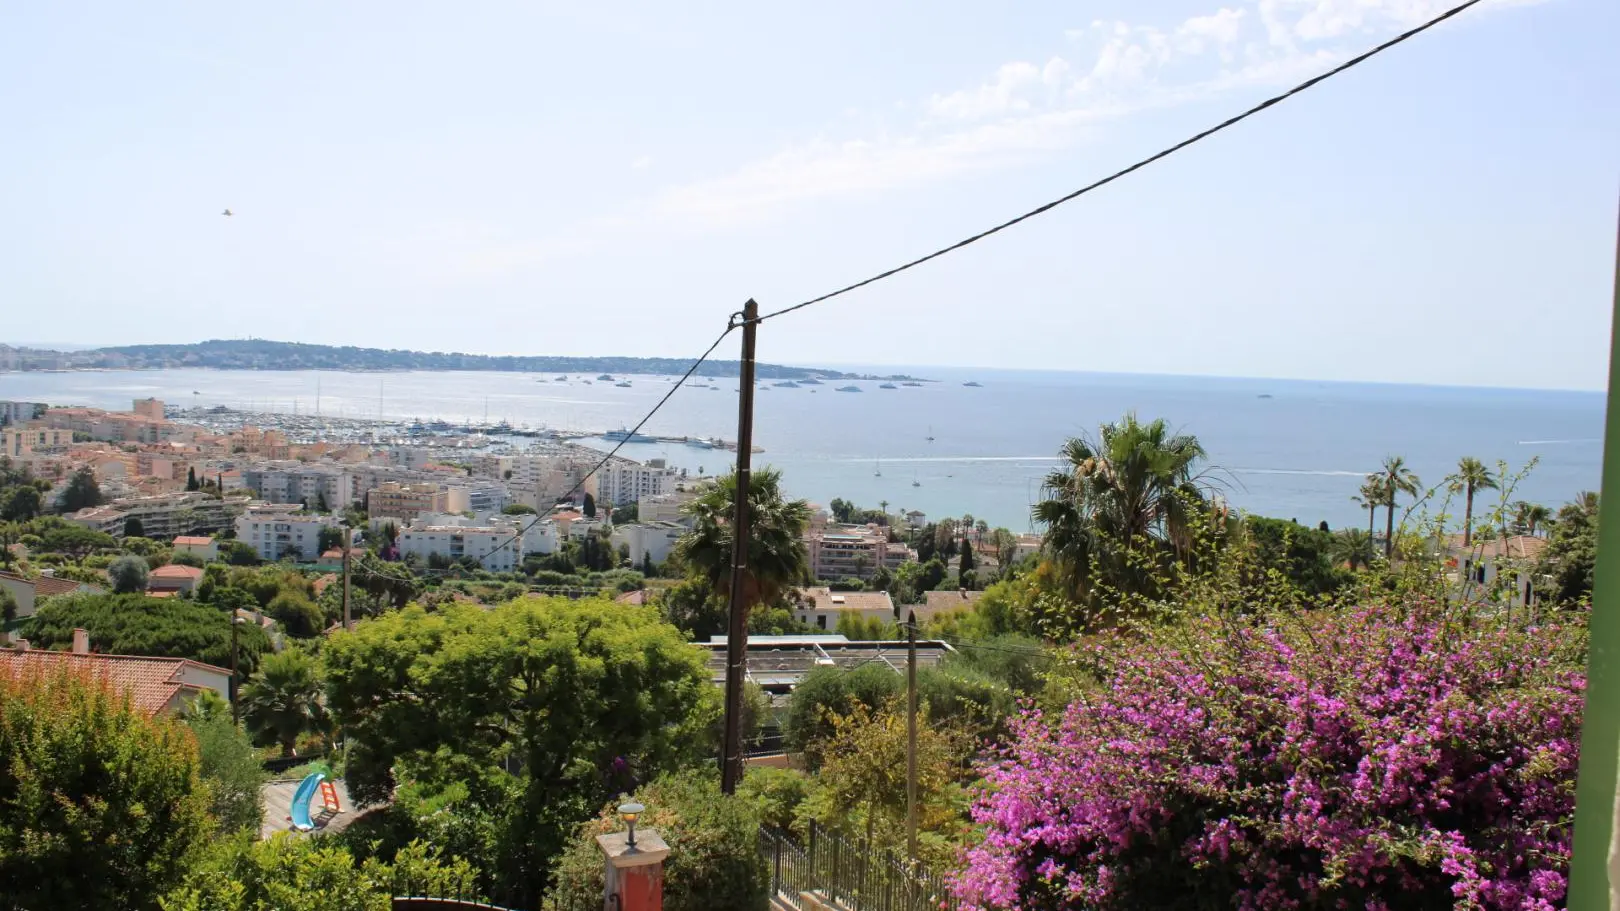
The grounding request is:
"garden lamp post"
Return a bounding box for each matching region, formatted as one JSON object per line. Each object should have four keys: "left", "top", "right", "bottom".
{"left": 618, "top": 801, "right": 645, "bottom": 850}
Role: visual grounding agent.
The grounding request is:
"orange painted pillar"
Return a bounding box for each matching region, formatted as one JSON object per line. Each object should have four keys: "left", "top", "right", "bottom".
{"left": 597, "top": 828, "right": 669, "bottom": 911}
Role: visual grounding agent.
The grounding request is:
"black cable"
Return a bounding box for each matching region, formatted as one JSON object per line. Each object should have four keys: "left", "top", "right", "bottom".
{"left": 354, "top": 320, "right": 740, "bottom": 583}
{"left": 756, "top": 0, "right": 1484, "bottom": 324}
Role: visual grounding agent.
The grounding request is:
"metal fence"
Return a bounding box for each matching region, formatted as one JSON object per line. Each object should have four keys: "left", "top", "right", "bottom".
{"left": 760, "top": 822, "right": 959, "bottom": 911}
{"left": 388, "top": 870, "right": 583, "bottom": 911}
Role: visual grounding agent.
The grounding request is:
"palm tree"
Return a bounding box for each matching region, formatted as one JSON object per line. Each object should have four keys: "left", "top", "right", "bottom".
{"left": 1330, "top": 528, "right": 1376, "bottom": 572}
{"left": 1447, "top": 457, "right": 1498, "bottom": 546}
{"left": 1034, "top": 413, "right": 1212, "bottom": 603}
{"left": 1353, "top": 477, "right": 1386, "bottom": 540}
{"left": 240, "top": 649, "right": 328, "bottom": 758}
{"left": 878, "top": 500, "right": 889, "bottom": 524}
{"left": 1377, "top": 456, "right": 1420, "bottom": 557}
{"left": 677, "top": 467, "right": 811, "bottom": 613}
{"left": 1512, "top": 500, "right": 1553, "bottom": 537}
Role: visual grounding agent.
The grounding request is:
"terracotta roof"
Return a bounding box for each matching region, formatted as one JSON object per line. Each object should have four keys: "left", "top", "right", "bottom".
{"left": 0, "top": 571, "right": 98, "bottom": 597}
{"left": 1446, "top": 534, "right": 1548, "bottom": 560}
{"left": 311, "top": 573, "right": 338, "bottom": 596}
{"left": 149, "top": 564, "right": 204, "bottom": 580}
{"left": 922, "top": 589, "right": 984, "bottom": 613}
{"left": 172, "top": 536, "right": 214, "bottom": 546}
{"left": 796, "top": 587, "right": 896, "bottom": 615}
{"left": 553, "top": 511, "right": 582, "bottom": 521}
{"left": 0, "top": 650, "right": 228, "bottom": 717}
{"left": 146, "top": 590, "right": 179, "bottom": 598}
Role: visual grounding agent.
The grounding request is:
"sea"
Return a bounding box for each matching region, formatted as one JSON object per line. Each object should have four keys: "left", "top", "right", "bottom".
{"left": 0, "top": 366, "right": 1605, "bottom": 534}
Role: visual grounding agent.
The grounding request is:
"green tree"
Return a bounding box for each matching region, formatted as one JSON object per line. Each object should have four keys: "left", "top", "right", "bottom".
{"left": 582, "top": 492, "right": 597, "bottom": 518}
{"left": 1033, "top": 413, "right": 1212, "bottom": 611}
{"left": 0, "top": 587, "right": 17, "bottom": 624}
{"left": 266, "top": 590, "right": 325, "bottom": 638}
{"left": 161, "top": 834, "right": 475, "bottom": 911}
{"left": 958, "top": 538, "right": 976, "bottom": 576}
{"left": 1513, "top": 500, "right": 1553, "bottom": 537}
{"left": 186, "top": 466, "right": 199, "bottom": 491}
{"left": 123, "top": 515, "right": 145, "bottom": 538}
{"left": 676, "top": 468, "right": 810, "bottom": 614}
{"left": 184, "top": 710, "right": 267, "bottom": 834}
{"left": 40, "top": 521, "right": 117, "bottom": 559}
{"left": 323, "top": 596, "right": 719, "bottom": 902}
{"left": 108, "top": 553, "right": 151, "bottom": 593}
{"left": 23, "top": 592, "right": 270, "bottom": 671}
{"left": 58, "top": 466, "right": 104, "bottom": 513}
{"left": 610, "top": 502, "right": 638, "bottom": 525}
{"left": 317, "top": 526, "right": 345, "bottom": 554}
{"left": 1243, "top": 517, "right": 1348, "bottom": 596}
{"left": 1352, "top": 477, "right": 1385, "bottom": 539}
{"left": 240, "top": 648, "right": 328, "bottom": 758}
{"left": 1330, "top": 528, "right": 1377, "bottom": 572}
{"left": 783, "top": 663, "right": 902, "bottom": 767}
{"left": 1376, "top": 455, "right": 1421, "bottom": 557}
{"left": 1448, "top": 456, "right": 1498, "bottom": 547}
{"left": 0, "top": 666, "right": 211, "bottom": 910}
{"left": 1536, "top": 491, "right": 1599, "bottom": 605}
{"left": 222, "top": 540, "right": 262, "bottom": 566}
{"left": 502, "top": 503, "right": 538, "bottom": 515}
{"left": 2, "top": 484, "right": 42, "bottom": 521}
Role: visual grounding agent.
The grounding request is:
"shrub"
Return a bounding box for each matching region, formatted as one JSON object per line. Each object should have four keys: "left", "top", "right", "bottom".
{"left": 23, "top": 592, "right": 271, "bottom": 672}
{"left": 738, "top": 765, "right": 813, "bottom": 833}
{"left": 553, "top": 771, "right": 767, "bottom": 911}
{"left": 955, "top": 603, "right": 1585, "bottom": 911}
{"left": 783, "top": 662, "right": 902, "bottom": 766}
{"left": 185, "top": 711, "right": 267, "bottom": 834}
{"left": 108, "top": 554, "right": 151, "bottom": 593}
{"left": 0, "top": 666, "right": 211, "bottom": 910}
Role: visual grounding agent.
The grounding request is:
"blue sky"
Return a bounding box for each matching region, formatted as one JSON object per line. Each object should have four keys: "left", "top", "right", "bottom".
{"left": 2, "top": 0, "right": 1615, "bottom": 389}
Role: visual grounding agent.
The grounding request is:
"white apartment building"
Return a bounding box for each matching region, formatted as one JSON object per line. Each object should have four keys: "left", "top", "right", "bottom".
{"left": 610, "top": 521, "right": 687, "bottom": 567}
{"left": 0, "top": 401, "right": 47, "bottom": 427}
{"left": 805, "top": 524, "right": 916, "bottom": 582}
{"left": 594, "top": 458, "right": 678, "bottom": 507}
{"left": 67, "top": 491, "right": 244, "bottom": 539}
{"left": 235, "top": 504, "right": 340, "bottom": 562}
{"left": 242, "top": 463, "right": 352, "bottom": 508}
{"left": 397, "top": 524, "right": 523, "bottom": 572}
{"left": 636, "top": 489, "right": 699, "bottom": 526}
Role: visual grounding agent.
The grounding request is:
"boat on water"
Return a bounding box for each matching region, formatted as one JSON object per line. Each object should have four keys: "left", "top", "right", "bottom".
{"left": 926, "top": 425, "right": 935, "bottom": 442}
{"left": 687, "top": 438, "right": 715, "bottom": 449}
{"left": 878, "top": 383, "right": 897, "bottom": 390}
{"left": 603, "top": 427, "right": 658, "bottom": 443}
{"left": 799, "top": 378, "right": 823, "bottom": 385}
{"left": 963, "top": 381, "right": 983, "bottom": 387}
{"left": 912, "top": 479, "right": 922, "bottom": 487}
{"left": 836, "top": 385, "right": 862, "bottom": 393}
{"left": 901, "top": 381, "right": 922, "bottom": 387}
{"left": 874, "top": 456, "right": 882, "bottom": 478}
{"left": 615, "top": 381, "right": 633, "bottom": 388}
{"left": 1258, "top": 393, "right": 1274, "bottom": 399}
{"left": 554, "top": 375, "right": 568, "bottom": 382}
{"left": 774, "top": 381, "right": 800, "bottom": 388}
{"left": 598, "top": 374, "right": 615, "bottom": 381}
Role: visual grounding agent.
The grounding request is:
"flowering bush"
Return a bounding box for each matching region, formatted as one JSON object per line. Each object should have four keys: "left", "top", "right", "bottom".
{"left": 954, "top": 603, "right": 1584, "bottom": 910}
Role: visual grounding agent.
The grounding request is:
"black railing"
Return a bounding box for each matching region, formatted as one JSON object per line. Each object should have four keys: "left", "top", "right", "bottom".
{"left": 388, "top": 871, "right": 581, "bottom": 911}
{"left": 760, "top": 821, "right": 959, "bottom": 911}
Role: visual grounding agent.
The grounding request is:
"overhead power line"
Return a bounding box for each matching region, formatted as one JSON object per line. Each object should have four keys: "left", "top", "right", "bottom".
{"left": 756, "top": 0, "right": 1485, "bottom": 324}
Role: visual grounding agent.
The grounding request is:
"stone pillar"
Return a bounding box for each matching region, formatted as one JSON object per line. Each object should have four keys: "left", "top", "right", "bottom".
{"left": 596, "top": 828, "right": 669, "bottom": 911}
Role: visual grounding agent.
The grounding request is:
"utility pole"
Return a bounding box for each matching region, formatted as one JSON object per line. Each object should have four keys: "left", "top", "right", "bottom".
{"left": 906, "top": 609, "right": 918, "bottom": 859}
{"left": 720, "top": 299, "right": 759, "bottom": 795}
{"left": 341, "top": 525, "right": 353, "bottom": 631}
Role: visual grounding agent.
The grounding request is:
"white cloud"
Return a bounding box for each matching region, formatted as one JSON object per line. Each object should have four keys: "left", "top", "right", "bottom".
{"left": 468, "top": 0, "right": 1555, "bottom": 267}
{"left": 630, "top": 155, "right": 653, "bottom": 170}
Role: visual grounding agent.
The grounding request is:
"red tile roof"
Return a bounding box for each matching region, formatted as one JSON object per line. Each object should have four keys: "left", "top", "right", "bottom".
{"left": 172, "top": 536, "right": 214, "bottom": 546}
{"left": 0, "top": 571, "right": 99, "bottom": 597}
{"left": 149, "top": 564, "right": 204, "bottom": 580}
{"left": 0, "top": 650, "right": 228, "bottom": 717}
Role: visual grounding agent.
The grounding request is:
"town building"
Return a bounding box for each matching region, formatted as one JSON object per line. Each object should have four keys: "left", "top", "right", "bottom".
{"left": 241, "top": 463, "right": 352, "bottom": 508}
{"left": 0, "top": 401, "right": 47, "bottom": 427}
{"left": 132, "top": 397, "right": 166, "bottom": 421}
{"left": 791, "top": 587, "right": 897, "bottom": 631}
{"left": 0, "top": 571, "right": 105, "bottom": 623}
{"left": 609, "top": 521, "right": 686, "bottom": 568}
{"left": 593, "top": 458, "right": 679, "bottom": 507}
{"left": 913, "top": 588, "right": 985, "bottom": 624}
{"left": 0, "top": 632, "right": 231, "bottom": 717}
{"left": 1445, "top": 534, "right": 1548, "bottom": 608}
{"left": 65, "top": 491, "right": 243, "bottom": 539}
{"left": 235, "top": 503, "right": 339, "bottom": 562}
{"left": 804, "top": 525, "right": 915, "bottom": 582}
{"left": 147, "top": 564, "right": 204, "bottom": 594}
{"left": 369, "top": 481, "right": 455, "bottom": 521}
{"left": 636, "top": 489, "right": 700, "bottom": 525}
{"left": 694, "top": 634, "right": 954, "bottom": 701}
{"left": 1, "top": 421, "right": 72, "bottom": 459}
{"left": 397, "top": 523, "right": 523, "bottom": 572}
{"left": 171, "top": 535, "right": 219, "bottom": 561}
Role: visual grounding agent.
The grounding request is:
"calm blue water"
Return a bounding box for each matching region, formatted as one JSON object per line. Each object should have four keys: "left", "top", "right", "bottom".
{"left": 0, "top": 367, "right": 1604, "bottom": 533}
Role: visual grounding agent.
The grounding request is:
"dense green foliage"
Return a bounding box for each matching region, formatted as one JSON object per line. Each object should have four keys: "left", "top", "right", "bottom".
{"left": 784, "top": 663, "right": 903, "bottom": 767}
{"left": 109, "top": 553, "right": 150, "bottom": 593}
{"left": 1242, "top": 516, "right": 1350, "bottom": 597}
{"left": 1538, "top": 491, "right": 1599, "bottom": 605}
{"left": 554, "top": 772, "right": 768, "bottom": 911}
{"left": 0, "top": 667, "right": 211, "bottom": 910}
{"left": 324, "top": 595, "right": 719, "bottom": 902}
{"left": 23, "top": 592, "right": 270, "bottom": 672}
{"left": 184, "top": 702, "right": 267, "bottom": 834}
{"left": 677, "top": 468, "right": 811, "bottom": 608}
{"left": 58, "top": 466, "right": 104, "bottom": 513}
{"left": 240, "top": 648, "right": 328, "bottom": 757}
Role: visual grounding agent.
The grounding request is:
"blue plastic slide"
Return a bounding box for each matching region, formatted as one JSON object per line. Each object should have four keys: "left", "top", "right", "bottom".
{"left": 289, "top": 773, "right": 324, "bottom": 831}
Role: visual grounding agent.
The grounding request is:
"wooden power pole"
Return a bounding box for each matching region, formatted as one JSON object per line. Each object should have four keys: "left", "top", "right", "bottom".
{"left": 906, "top": 609, "right": 919, "bottom": 859}
{"left": 720, "top": 300, "right": 760, "bottom": 795}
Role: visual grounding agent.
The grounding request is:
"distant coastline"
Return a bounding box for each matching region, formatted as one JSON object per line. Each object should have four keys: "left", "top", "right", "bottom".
{"left": 0, "top": 339, "right": 931, "bottom": 382}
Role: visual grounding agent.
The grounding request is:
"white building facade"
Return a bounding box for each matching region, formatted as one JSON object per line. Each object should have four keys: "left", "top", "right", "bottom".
{"left": 235, "top": 504, "right": 339, "bottom": 562}
{"left": 397, "top": 524, "right": 522, "bottom": 572}
{"left": 610, "top": 521, "right": 686, "bottom": 568}
{"left": 594, "top": 458, "right": 678, "bottom": 507}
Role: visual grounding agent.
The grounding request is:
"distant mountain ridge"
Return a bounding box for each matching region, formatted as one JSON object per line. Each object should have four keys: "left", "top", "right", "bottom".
{"left": 0, "top": 339, "right": 926, "bottom": 381}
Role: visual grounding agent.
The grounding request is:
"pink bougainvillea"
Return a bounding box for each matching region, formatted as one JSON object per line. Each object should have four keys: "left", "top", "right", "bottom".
{"left": 954, "top": 604, "right": 1584, "bottom": 910}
